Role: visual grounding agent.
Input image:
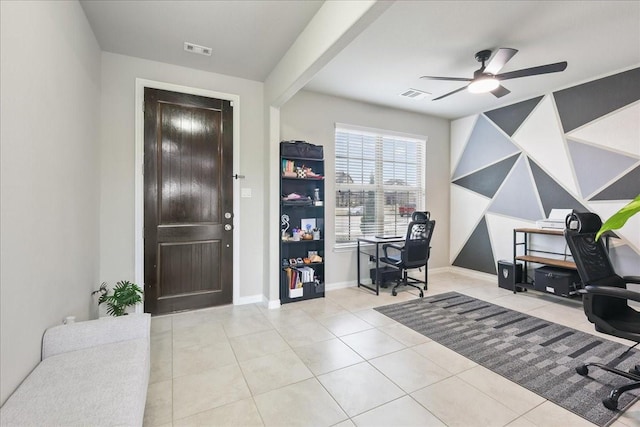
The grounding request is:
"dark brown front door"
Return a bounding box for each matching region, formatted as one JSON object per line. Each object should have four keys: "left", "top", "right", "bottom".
{"left": 144, "top": 88, "right": 233, "bottom": 315}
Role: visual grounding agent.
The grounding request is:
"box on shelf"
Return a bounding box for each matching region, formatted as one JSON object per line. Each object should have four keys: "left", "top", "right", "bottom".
{"left": 534, "top": 266, "right": 582, "bottom": 297}
{"left": 497, "top": 260, "right": 523, "bottom": 291}
{"left": 289, "top": 287, "right": 303, "bottom": 298}
{"left": 280, "top": 140, "right": 323, "bottom": 159}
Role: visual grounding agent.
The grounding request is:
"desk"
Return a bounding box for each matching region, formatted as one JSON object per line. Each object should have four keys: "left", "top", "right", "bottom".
{"left": 512, "top": 227, "right": 610, "bottom": 297}
{"left": 357, "top": 236, "right": 404, "bottom": 295}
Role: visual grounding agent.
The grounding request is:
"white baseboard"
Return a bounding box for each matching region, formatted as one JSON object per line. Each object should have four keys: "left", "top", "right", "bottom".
{"left": 325, "top": 267, "right": 449, "bottom": 291}
{"left": 254, "top": 267, "right": 495, "bottom": 307}
{"left": 266, "top": 299, "right": 281, "bottom": 309}
{"left": 234, "top": 294, "right": 264, "bottom": 305}
{"left": 325, "top": 280, "right": 359, "bottom": 291}
{"left": 428, "top": 267, "right": 451, "bottom": 275}
{"left": 447, "top": 266, "right": 497, "bottom": 282}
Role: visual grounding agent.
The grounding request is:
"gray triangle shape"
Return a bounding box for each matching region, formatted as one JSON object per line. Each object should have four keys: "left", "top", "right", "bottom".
{"left": 453, "top": 217, "right": 496, "bottom": 274}
{"left": 485, "top": 96, "right": 544, "bottom": 136}
{"left": 610, "top": 245, "right": 640, "bottom": 276}
{"left": 489, "top": 155, "right": 543, "bottom": 221}
{"left": 529, "top": 158, "right": 590, "bottom": 216}
{"left": 591, "top": 165, "right": 640, "bottom": 201}
{"left": 452, "top": 154, "right": 519, "bottom": 198}
{"left": 567, "top": 139, "right": 639, "bottom": 198}
{"left": 554, "top": 67, "right": 640, "bottom": 133}
{"left": 452, "top": 115, "right": 521, "bottom": 180}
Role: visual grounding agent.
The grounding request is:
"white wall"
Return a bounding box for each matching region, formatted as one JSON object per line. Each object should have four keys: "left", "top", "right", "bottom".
{"left": 99, "top": 53, "right": 265, "bottom": 300}
{"left": 0, "top": 0, "right": 102, "bottom": 404}
{"left": 280, "top": 90, "right": 450, "bottom": 288}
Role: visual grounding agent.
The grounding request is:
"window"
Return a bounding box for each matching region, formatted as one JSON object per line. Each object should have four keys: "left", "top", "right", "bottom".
{"left": 334, "top": 124, "right": 426, "bottom": 246}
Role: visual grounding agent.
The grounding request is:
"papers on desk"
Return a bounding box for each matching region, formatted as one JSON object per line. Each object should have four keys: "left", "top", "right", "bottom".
{"left": 375, "top": 235, "right": 402, "bottom": 239}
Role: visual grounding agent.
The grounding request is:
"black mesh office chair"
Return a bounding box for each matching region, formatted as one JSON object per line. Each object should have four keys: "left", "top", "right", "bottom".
{"left": 379, "top": 212, "right": 435, "bottom": 298}
{"left": 564, "top": 211, "right": 640, "bottom": 410}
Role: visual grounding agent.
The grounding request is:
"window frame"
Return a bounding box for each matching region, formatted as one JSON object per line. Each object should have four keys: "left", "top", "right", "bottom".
{"left": 333, "top": 123, "right": 427, "bottom": 249}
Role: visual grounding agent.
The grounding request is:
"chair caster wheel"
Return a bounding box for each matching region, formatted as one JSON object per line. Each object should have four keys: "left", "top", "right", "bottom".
{"left": 602, "top": 397, "right": 618, "bottom": 410}
{"left": 391, "top": 289, "right": 397, "bottom": 296}
{"left": 576, "top": 365, "right": 589, "bottom": 376}
{"left": 419, "top": 292, "right": 424, "bottom": 298}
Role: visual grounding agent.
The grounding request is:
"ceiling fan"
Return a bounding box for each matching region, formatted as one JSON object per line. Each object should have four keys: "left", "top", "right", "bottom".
{"left": 421, "top": 48, "right": 567, "bottom": 101}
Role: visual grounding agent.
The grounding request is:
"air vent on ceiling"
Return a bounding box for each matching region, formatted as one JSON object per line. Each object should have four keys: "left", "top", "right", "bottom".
{"left": 184, "top": 42, "right": 212, "bottom": 56}
{"left": 399, "top": 88, "right": 430, "bottom": 100}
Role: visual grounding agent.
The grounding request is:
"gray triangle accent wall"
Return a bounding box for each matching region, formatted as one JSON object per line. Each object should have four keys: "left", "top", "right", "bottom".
{"left": 450, "top": 67, "right": 640, "bottom": 277}
{"left": 591, "top": 166, "right": 640, "bottom": 201}
{"left": 554, "top": 68, "right": 640, "bottom": 133}
{"left": 452, "top": 154, "right": 519, "bottom": 198}
{"left": 528, "top": 159, "right": 589, "bottom": 216}
{"left": 452, "top": 217, "right": 496, "bottom": 275}
{"left": 452, "top": 115, "right": 520, "bottom": 180}
{"left": 567, "top": 139, "right": 639, "bottom": 198}
{"left": 489, "top": 155, "right": 544, "bottom": 221}
{"left": 485, "top": 96, "right": 544, "bottom": 137}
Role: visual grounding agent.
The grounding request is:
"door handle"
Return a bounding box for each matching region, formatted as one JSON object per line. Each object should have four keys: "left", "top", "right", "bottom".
{"left": 225, "top": 224, "right": 233, "bottom": 231}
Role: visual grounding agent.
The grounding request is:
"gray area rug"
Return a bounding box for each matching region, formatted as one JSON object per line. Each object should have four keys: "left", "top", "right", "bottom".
{"left": 374, "top": 292, "right": 640, "bottom": 427}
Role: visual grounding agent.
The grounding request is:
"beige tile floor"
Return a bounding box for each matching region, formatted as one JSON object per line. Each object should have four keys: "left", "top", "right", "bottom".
{"left": 144, "top": 271, "right": 640, "bottom": 427}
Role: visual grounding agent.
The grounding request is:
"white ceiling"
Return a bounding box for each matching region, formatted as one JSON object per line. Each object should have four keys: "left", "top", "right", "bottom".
{"left": 80, "top": 0, "right": 324, "bottom": 81}
{"left": 81, "top": 0, "right": 640, "bottom": 120}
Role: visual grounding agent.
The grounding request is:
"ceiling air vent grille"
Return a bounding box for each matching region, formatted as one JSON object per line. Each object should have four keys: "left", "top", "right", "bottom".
{"left": 399, "top": 88, "right": 430, "bottom": 100}
{"left": 184, "top": 42, "right": 212, "bottom": 56}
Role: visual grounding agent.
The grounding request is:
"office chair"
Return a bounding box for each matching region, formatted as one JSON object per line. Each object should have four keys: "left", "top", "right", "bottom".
{"left": 564, "top": 211, "right": 640, "bottom": 410}
{"left": 379, "top": 213, "right": 435, "bottom": 298}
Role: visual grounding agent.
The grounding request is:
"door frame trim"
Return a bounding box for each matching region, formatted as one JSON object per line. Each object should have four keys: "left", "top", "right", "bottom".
{"left": 134, "top": 78, "right": 241, "bottom": 311}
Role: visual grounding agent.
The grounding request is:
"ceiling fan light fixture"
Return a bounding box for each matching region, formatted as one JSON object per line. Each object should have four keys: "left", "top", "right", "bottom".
{"left": 468, "top": 77, "right": 499, "bottom": 93}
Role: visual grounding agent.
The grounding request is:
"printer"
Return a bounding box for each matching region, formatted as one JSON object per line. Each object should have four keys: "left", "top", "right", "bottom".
{"left": 536, "top": 208, "right": 573, "bottom": 229}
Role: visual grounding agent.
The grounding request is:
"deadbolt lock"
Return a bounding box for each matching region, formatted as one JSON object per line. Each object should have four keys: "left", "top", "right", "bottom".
{"left": 224, "top": 212, "right": 233, "bottom": 219}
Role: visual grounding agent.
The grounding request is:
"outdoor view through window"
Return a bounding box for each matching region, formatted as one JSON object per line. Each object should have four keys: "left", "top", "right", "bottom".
{"left": 334, "top": 125, "right": 426, "bottom": 245}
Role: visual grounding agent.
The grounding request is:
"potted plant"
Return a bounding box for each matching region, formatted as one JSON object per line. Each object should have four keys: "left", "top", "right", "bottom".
{"left": 92, "top": 281, "right": 143, "bottom": 316}
{"left": 596, "top": 194, "right": 640, "bottom": 240}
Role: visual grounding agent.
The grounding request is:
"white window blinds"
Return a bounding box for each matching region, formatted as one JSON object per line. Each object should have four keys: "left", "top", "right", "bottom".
{"left": 334, "top": 124, "right": 426, "bottom": 246}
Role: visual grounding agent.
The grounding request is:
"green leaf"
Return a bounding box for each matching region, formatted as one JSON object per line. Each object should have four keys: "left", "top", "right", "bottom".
{"left": 596, "top": 194, "right": 640, "bottom": 240}
{"left": 95, "top": 280, "right": 143, "bottom": 316}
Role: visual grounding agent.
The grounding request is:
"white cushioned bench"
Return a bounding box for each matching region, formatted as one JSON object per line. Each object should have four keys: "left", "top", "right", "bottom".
{"left": 1, "top": 314, "right": 150, "bottom": 426}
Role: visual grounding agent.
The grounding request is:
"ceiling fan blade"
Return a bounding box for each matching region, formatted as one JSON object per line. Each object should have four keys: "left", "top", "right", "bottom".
{"left": 420, "top": 76, "right": 472, "bottom": 82}
{"left": 496, "top": 61, "right": 568, "bottom": 80}
{"left": 491, "top": 85, "right": 511, "bottom": 98}
{"left": 484, "top": 48, "right": 518, "bottom": 75}
{"left": 432, "top": 85, "right": 468, "bottom": 101}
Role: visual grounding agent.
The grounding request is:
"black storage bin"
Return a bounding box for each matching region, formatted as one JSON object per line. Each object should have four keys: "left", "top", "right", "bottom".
{"left": 280, "top": 141, "right": 323, "bottom": 159}
{"left": 302, "top": 282, "right": 316, "bottom": 298}
{"left": 534, "top": 266, "right": 582, "bottom": 297}
{"left": 370, "top": 267, "right": 401, "bottom": 286}
{"left": 497, "top": 260, "right": 523, "bottom": 291}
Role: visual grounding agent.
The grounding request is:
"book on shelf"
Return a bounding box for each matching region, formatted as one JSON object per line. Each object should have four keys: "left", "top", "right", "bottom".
{"left": 285, "top": 267, "right": 303, "bottom": 289}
